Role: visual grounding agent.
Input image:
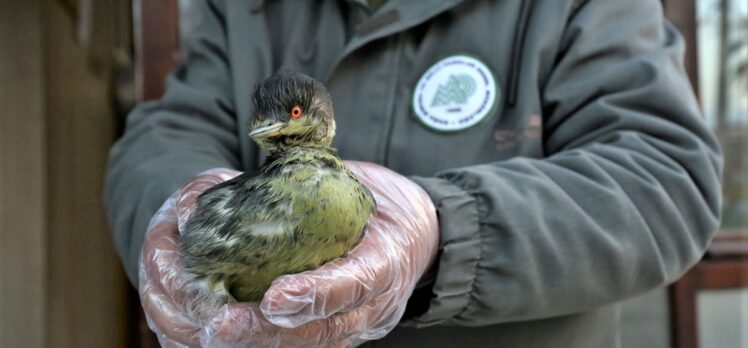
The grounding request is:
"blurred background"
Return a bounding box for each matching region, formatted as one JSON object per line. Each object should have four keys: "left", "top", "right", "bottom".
{"left": 0, "top": 0, "right": 745, "bottom": 347}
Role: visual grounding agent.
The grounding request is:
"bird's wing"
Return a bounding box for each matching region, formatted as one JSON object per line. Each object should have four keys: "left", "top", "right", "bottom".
{"left": 180, "top": 173, "right": 295, "bottom": 276}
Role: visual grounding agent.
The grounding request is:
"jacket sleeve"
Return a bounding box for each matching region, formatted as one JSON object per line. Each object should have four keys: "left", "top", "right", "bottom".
{"left": 105, "top": 0, "right": 239, "bottom": 285}
{"left": 408, "top": 0, "right": 722, "bottom": 326}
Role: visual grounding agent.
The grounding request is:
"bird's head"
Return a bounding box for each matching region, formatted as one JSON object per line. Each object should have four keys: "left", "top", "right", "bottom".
{"left": 249, "top": 70, "right": 335, "bottom": 154}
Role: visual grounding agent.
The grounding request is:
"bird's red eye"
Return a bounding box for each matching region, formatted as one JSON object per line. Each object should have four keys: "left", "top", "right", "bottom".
{"left": 290, "top": 105, "right": 303, "bottom": 119}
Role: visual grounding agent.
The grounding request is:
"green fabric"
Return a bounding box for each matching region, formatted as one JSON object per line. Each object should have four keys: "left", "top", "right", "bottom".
{"left": 105, "top": 0, "right": 722, "bottom": 346}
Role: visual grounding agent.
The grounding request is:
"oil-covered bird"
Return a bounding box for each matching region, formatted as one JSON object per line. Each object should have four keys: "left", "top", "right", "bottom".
{"left": 180, "top": 71, "right": 376, "bottom": 302}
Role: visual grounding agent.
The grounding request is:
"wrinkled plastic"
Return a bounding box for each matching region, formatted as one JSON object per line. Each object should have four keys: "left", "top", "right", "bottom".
{"left": 139, "top": 161, "right": 440, "bottom": 347}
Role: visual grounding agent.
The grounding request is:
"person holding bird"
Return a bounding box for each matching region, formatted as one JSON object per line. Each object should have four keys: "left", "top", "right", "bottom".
{"left": 180, "top": 71, "right": 378, "bottom": 303}
{"left": 106, "top": 0, "right": 723, "bottom": 347}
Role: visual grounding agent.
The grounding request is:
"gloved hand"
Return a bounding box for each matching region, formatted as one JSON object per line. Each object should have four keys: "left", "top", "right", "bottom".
{"left": 139, "top": 162, "right": 439, "bottom": 347}
{"left": 139, "top": 167, "right": 241, "bottom": 347}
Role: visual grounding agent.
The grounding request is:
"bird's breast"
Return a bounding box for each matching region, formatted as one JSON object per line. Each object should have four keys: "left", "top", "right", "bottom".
{"left": 269, "top": 164, "right": 370, "bottom": 239}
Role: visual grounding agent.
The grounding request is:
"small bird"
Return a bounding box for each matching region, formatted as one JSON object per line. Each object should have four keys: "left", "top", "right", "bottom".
{"left": 180, "top": 71, "right": 376, "bottom": 302}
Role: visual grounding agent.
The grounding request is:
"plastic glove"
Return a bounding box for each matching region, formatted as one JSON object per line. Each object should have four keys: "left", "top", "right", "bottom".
{"left": 257, "top": 161, "right": 439, "bottom": 344}
{"left": 139, "top": 162, "right": 439, "bottom": 347}
{"left": 139, "top": 168, "right": 241, "bottom": 347}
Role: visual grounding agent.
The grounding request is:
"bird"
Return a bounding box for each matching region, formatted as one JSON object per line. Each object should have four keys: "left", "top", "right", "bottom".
{"left": 179, "top": 70, "right": 376, "bottom": 303}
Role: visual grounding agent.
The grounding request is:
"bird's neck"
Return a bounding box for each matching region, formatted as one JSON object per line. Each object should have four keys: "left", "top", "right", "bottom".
{"left": 262, "top": 144, "right": 344, "bottom": 172}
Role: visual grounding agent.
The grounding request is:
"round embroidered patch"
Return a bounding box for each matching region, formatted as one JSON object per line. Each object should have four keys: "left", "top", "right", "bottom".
{"left": 412, "top": 55, "right": 498, "bottom": 132}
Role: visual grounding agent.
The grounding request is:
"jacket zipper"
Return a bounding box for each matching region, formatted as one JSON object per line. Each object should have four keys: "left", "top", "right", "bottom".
{"left": 382, "top": 33, "right": 406, "bottom": 166}
{"left": 506, "top": 0, "right": 533, "bottom": 109}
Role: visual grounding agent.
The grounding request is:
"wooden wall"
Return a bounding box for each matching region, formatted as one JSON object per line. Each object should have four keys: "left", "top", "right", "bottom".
{"left": 1, "top": 0, "right": 128, "bottom": 347}
{"left": 44, "top": 0, "right": 129, "bottom": 346}
{"left": 0, "top": 1, "right": 47, "bottom": 347}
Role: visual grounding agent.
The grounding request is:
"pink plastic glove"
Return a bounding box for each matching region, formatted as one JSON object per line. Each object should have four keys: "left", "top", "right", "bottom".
{"left": 139, "top": 162, "right": 439, "bottom": 347}
{"left": 139, "top": 168, "right": 241, "bottom": 347}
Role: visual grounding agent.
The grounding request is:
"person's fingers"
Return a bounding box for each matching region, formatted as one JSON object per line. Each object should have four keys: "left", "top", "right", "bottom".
{"left": 347, "top": 160, "right": 440, "bottom": 278}
{"left": 141, "top": 281, "right": 202, "bottom": 346}
{"left": 202, "top": 303, "right": 289, "bottom": 347}
{"left": 206, "top": 303, "right": 335, "bottom": 347}
{"left": 206, "top": 302, "right": 374, "bottom": 348}
{"left": 142, "top": 214, "right": 192, "bottom": 303}
{"left": 287, "top": 295, "right": 401, "bottom": 345}
{"left": 140, "top": 202, "right": 202, "bottom": 346}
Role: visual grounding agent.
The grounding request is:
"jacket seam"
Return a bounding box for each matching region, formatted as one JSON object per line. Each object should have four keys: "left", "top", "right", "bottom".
{"left": 448, "top": 183, "right": 482, "bottom": 323}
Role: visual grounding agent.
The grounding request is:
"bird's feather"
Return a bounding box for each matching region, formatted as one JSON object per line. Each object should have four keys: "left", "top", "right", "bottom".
{"left": 181, "top": 145, "right": 375, "bottom": 301}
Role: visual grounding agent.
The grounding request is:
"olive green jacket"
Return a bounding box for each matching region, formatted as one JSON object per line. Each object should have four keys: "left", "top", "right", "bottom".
{"left": 105, "top": 0, "right": 722, "bottom": 346}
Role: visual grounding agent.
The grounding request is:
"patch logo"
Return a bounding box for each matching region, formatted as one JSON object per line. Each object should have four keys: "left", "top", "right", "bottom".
{"left": 413, "top": 55, "right": 498, "bottom": 132}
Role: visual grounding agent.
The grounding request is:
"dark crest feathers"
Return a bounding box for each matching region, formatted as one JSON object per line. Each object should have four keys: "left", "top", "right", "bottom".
{"left": 252, "top": 70, "right": 319, "bottom": 118}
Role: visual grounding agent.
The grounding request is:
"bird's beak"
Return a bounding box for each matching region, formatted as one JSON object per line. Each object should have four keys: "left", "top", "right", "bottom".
{"left": 249, "top": 122, "right": 285, "bottom": 140}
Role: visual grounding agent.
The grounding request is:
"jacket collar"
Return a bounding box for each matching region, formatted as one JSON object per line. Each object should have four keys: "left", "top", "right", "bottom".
{"left": 325, "top": 0, "right": 467, "bottom": 80}
{"left": 343, "top": 0, "right": 466, "bottom": 55}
